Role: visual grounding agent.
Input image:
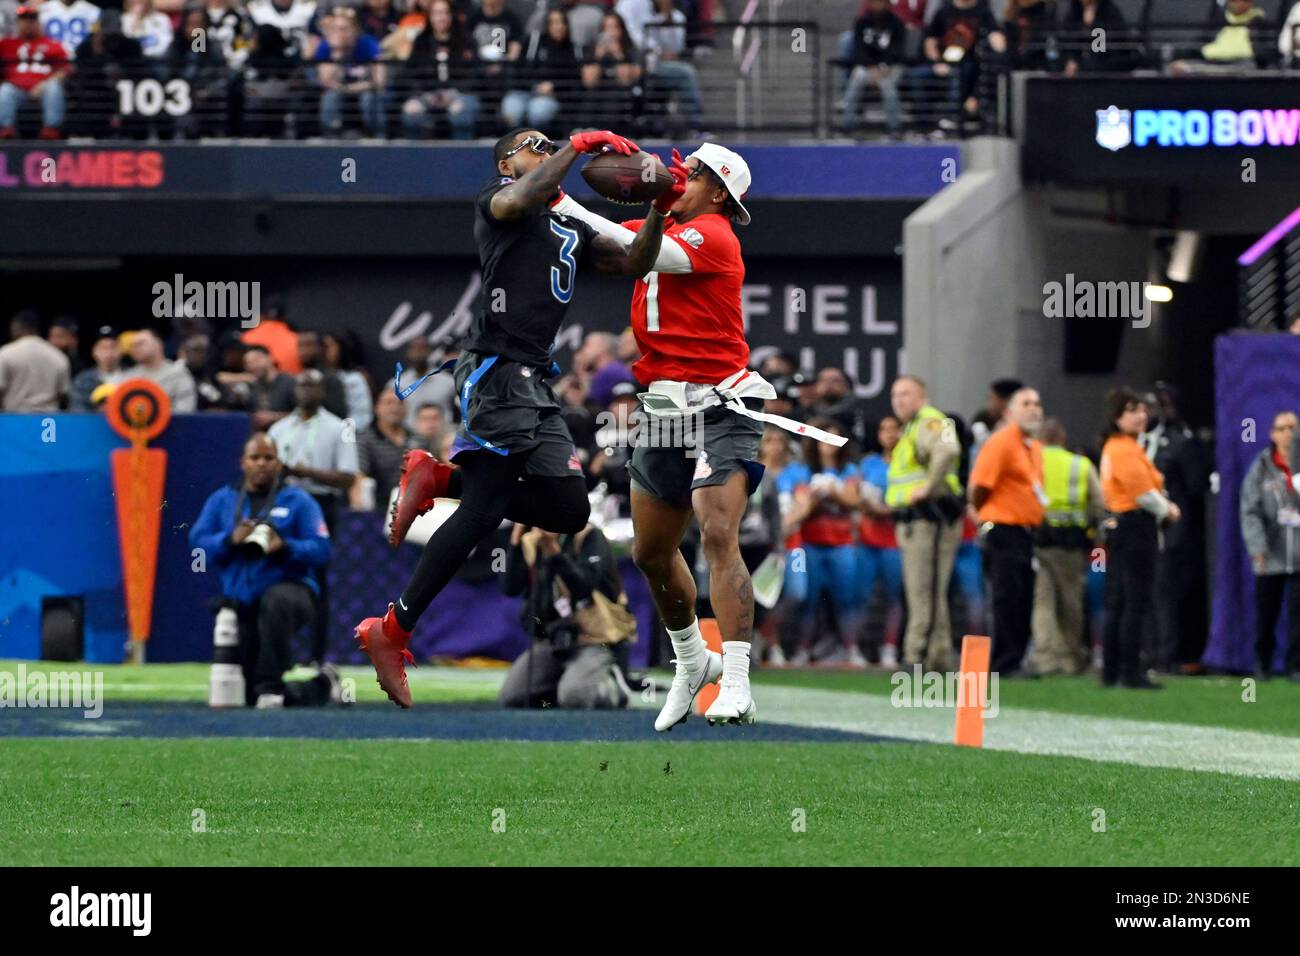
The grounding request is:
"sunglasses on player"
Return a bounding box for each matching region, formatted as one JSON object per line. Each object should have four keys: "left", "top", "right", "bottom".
{"left": 503, "top": 135, "right": 559, "bottom": 159}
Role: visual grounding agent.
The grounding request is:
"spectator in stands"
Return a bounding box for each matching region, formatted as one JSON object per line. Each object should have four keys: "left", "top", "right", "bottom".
{"left": 295, "top": 329, "right": 350, "bottom": 420}
{"left": 858, "top": 413, "right": 904, "bottom": 667}
{"left": 387, "top": 335, "right": 456, "bottom": 427}
{"left": 205, "top": 0, "right": 252, "bottom": 68}
{"left": 356, "top": 387, "right": 421, "bottom": 509}
{"left": 413, "top": 400, "right": 449, "bottom": 452}
{"left": 316, "top": 6, "right": 387, "bottom": 136}
{"left": 47, "top": 317, "right": 83, "bottom": 375}
{"left": 579, "top": 10, "right": 641, "bottom": 129}
{"left": 503, "top": 6, "right": 581, "bottom": 133}
{"left": 759, "top": 349, "right": 798, "bottom": 380}
{"left": 1281, "top": 0, "right": 1300, "bottom": 65}
{"left": 909, "top": 0, "right": 1005, "bottom": 134}
{"left": 123, "top": 0, "right": 174, "bottom": 59}
{"left": 324, "top": 330, "right": 374, "bottom": 430}
{"left": 588, "top": 379, "right": 638, "bottom": 502}
{"left": 0, "top": 6, "right": 69, "bottom": 140}
{"left": 469, "top": 0, "right": 525, "bottom": 129}
{"left": 1003, "top": 0, "right": 1060, "bottom": 71}
{"left": 171, "top": 5, "right": 230, "bottom": 138}
{"left": 400, "top": 0, "right": 481, "bottom": 138}
{"left": 814, "top": 366, "right": 873, "bottom": 451}
{"left": 360, "top": 0, "right": 399, "bottom": 41}
{"left": 617, "top": 0, "right": 704, "bottom": 132}
{"left": 1241, "top": 410, "right": 1300, "bottom": 679}
{"left": 1099, "top": 386, "right": 1179, "bottom": 689}
{"left": 1062, "top": 0, "right": 1133, "bottom": 75}
{"left": 840, "top": 0, "right": 907, "bottom": 137}
{"left": 616, "top": 325, "right": 639, "bottom": 366}
{"left": 383, "top": 0, "right": 431, "bottom": 58}
{"left": 237, "top": 21, "right": 303, "bottom": 136}
{"left": 38, "top": 0, "right": 101, "bottom": 59}
{"left": 243, "top": 343, "right": 296, "bottom": 429}
{"left": 181, "top": 333, "right": 231, "bottom": 410}
{"left": 70, "top": 325, "right": 122, "bottom": 412}
{"left": 242, "top": 296, "right": 300, "bottom": 373}
{"left": 247, "top": 0, "right": 318, "bottom": 59}
{"left": 116, "top": 328, "right": 198, "bottom": 412}
{"left": 189, "top": 432, "right": 340, "bottom": 708}
{"left": 528, "top": 0, "right": 605, "bottom": 51}
{"left": 68, "top": 10, "right": 147, "bottom": 137}
{"left": 0, "top": 309, "right": 70, "bottom": 412}
{"left": 1171, "top": 0, "right": 1274, "bottom": 71}
{"left": 499, "top": 520, "right": 635, "bottom": 709}
{"left": 784, "top": 418, "right": 867, "bottom": 666}
{"left": 573, "top": 330, "right": 631, "bottom": 402}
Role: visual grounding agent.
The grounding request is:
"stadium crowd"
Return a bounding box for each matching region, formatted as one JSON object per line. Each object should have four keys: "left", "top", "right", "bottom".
{"left": 5, "top": 0, "right": 1300, "bottom": 140}
{"left": 0, "top": 0, "right": 714, "bottom": 139}
{"left": 6, "top": 303, "right": 1299, "bottom": 688}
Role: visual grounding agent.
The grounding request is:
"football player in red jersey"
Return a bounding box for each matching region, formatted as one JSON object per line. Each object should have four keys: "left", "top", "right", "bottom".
{"left": 0, "top": 7, "right": 69, "bottom": 140}
{"left": 554, "top": 143, "right": 843, "bottom": 729}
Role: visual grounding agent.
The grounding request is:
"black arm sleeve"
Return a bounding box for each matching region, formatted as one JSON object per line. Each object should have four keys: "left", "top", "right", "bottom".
{"left": 549, "top": 528, "right": 618, "bottom": 602}
{"left": 501, "top": 542, "right": 531, "bottom": 596}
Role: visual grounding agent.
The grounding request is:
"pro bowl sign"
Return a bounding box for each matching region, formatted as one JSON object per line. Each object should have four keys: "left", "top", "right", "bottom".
{"left": 1095, "top": 104, "right": 1300, "bottom": 150}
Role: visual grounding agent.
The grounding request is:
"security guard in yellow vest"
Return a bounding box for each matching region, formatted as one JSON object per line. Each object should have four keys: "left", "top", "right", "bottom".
{"left": 1028, "top": 419, "right": 1105, "bottom": 675}
{"left": 887, "top": 375, "right": 964, "bottom": 670}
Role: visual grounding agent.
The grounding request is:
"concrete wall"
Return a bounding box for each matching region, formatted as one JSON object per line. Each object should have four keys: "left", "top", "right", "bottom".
{"left": 903, "top": 137, "right": 1166, "bottom": 449}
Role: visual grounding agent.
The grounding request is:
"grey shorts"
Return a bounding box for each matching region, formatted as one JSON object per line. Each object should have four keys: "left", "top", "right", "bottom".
{"left": 450, "top": 351, "right": 582, "bottom": 478}
{"left": 627, "top": 400, "right": 765, "bottom": 509}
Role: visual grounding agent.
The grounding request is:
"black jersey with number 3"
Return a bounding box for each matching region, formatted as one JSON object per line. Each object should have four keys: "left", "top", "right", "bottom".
{"left": 463, "top": 176, "right": 600, "bottom": 367}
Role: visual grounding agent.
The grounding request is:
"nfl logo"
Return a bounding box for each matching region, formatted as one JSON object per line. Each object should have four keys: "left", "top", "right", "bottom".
{"left": 1096, "top": 106, "right": 1131, "bottom": 152}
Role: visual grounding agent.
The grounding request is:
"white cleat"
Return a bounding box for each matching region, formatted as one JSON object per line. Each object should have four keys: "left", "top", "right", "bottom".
{"left": 705, "top": 678, "right": 757, "bottom": 726}
{"left": 654, "top": 651, "right": 723, "bottom": 732}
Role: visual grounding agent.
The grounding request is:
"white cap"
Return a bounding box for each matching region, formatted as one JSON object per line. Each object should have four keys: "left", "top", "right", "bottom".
{"left": 687, "top": 142, "right": 751, "bottom": 226}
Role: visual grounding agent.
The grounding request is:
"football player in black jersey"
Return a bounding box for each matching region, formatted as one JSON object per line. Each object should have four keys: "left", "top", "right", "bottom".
{"left": 356, "top": 128, "right": 689, "bottom": 707}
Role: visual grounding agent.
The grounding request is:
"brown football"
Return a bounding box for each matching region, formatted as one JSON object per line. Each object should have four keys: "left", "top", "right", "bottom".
{"left": 581, "top": 149, "right": 672, "bottom": 205}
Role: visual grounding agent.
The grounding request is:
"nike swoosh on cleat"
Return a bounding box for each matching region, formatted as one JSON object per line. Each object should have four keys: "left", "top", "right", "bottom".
{"left": 398, "top": 598, "right": 408, "bottom": 611}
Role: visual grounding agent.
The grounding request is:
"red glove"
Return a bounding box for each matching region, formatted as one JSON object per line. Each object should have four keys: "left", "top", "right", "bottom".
{"left": 652, "top": 148, "right": 689, "bottom": 214}
{"left": 569, "top": 130, "right": 639, "bottom": 155}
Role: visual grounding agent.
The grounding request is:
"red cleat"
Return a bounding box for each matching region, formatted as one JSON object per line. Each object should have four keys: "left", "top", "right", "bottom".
{"left": 38, "top": 126, "right": 62, "bottom": 141}
{"left": 355, "top": 604, "right": 415, "bottom": 708}
{"left": 0, "top": 127, "right": 16, "bottom": 140}
{"left": 388, "top": 449, "right": 454, "bottom": 548}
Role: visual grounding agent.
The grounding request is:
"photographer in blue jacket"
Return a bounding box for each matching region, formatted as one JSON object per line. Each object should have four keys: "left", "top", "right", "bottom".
{"left": 190, "top": 432, "right": 341, "bottom": 707}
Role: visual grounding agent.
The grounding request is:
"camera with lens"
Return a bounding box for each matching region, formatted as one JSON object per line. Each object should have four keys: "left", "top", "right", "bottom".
{"left": 242, "top": 522, "right": 276, "bottom": 554}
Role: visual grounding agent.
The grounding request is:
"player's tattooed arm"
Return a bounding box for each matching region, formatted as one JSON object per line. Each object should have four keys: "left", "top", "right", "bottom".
{"left": 588, "top": 208, "right": 669, "bottom": 276}
{"left": 489, "top": 144, "right": 582, "bottom": 221}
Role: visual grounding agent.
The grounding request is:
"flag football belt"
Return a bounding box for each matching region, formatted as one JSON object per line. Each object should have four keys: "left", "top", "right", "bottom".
{"left": 638, "top": 369, "right": 847, "bottom": 447}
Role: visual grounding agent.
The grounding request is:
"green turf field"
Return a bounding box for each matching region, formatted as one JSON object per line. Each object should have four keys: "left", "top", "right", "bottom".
{"left": 3, "top": 661, "right": 1299, "bottom": 866}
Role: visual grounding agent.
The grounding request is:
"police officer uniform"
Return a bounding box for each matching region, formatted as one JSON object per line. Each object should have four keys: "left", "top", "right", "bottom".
{"left": 887, "top": 404, "right": 964, "bottom": 670}
{"left": 1030, "top": 444, "right": 1105, "bottom": 675}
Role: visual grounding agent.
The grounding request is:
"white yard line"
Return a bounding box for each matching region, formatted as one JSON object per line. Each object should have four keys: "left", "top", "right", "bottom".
{"left": 751, "top": 685, "right": 1300, "bottom": 781}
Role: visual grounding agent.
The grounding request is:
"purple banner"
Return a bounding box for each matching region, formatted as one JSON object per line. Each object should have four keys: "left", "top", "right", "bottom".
{"left": 1207, "top": 332, "right": 1300, "bottom": 671}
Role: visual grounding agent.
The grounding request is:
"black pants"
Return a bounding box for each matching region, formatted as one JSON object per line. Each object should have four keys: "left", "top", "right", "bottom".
{"left": 238, "top": 581, "right": 331, "bottom": 706}
{"left": 984, "top": 524, "right": 1036, "bottom": 674}
{"left": 395, "top": 450, "right": 591, "bottom": 631}
{"left": 1102, "top": 511, "right": 1157, "bottom": 685}
{"left": 1254, "top": 572, "right": 1300, "bottom": 674}
{"left": 1154, "top": 545, "right": 1207, "bottom": 671}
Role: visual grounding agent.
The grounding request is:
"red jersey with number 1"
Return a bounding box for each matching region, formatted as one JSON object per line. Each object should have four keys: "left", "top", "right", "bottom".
{"left": 0, "top": 38, "right": 68, "bottom": 92}
{"left": 619, "top": 212, "right": 747, "bottom": 384}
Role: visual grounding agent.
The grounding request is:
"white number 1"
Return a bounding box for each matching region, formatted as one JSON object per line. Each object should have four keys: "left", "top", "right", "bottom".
{"left": 645, "top": 272, "right": 660, "bottom": 331}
